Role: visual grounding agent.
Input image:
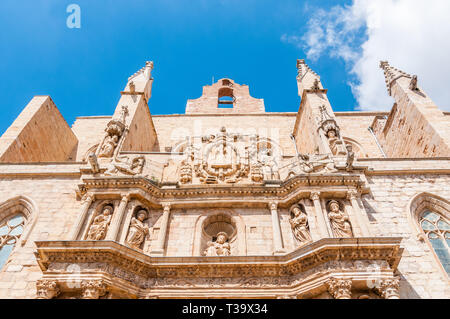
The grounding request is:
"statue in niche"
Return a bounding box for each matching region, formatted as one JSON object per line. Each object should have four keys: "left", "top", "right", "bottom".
{"left": 327, "top": 200, "right": 353, "bottom": 238}
{"left": 105, "top": 155, "right": 145, "bottom": 176}
{"left": 99, "top": 135, "right": 119, "bottom": 158}
{"left": 289, "top": 204, "right": 312, "bottom": 244}
{"left": 87, "top": 205, "right": 113, "bottom": 240}
{"left": 126, "top": 209, "right": 150, "bottom": 250}
{"left": 204, "top": 232, "right": 231, "bottom": 256}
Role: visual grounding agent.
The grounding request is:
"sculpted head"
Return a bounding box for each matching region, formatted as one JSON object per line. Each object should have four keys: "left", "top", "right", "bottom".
{"left": 328, "top": 200, "right": 341, "bottom": 213}
{"left": 136, "top": 209, "right": 148, "bottom": 221}
{"left": 289, "top": 204, "right": 305, "bottom": 218}
{"left": 327, "top": 129, "right": 336, "bottom": 139}
{"left": 102, "top": 205, "right": 113, "bottom": 215}
{"left": 216, "top": 232, "right": 228, "bottom": 244}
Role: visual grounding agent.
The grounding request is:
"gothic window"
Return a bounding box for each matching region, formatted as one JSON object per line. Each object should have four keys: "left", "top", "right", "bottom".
{"left": 0, "top": 214, "right": 25, "bottom": 270}
{"left": 420, "top": 211, "right": 450, "bottom": 274}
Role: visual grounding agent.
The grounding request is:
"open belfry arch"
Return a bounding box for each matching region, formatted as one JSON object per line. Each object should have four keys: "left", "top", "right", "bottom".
{"left": 0, "top": 59, "right": 449, "bottom": 299}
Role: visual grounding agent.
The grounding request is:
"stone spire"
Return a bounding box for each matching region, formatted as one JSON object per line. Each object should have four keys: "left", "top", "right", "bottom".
{"left": 379, "top": 61, "right": 412, "bottom": 96}
{"left": 296, "top": 59, "right": 323, "bottom": 97}
{"left": 123, "top": 61, "right": 155, "bottom": 102}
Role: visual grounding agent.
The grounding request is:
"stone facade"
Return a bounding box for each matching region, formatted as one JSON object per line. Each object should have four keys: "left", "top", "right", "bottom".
{"left": 0, "top": 60, "right": 449, "bottom": 299}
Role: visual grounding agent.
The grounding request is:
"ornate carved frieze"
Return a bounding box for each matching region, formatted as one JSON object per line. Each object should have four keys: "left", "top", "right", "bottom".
{"left": 104, "top": 155, "right": 145, "bottom": 177}
{"left": 34, "top": 238, "right": 403, "bottom": 294}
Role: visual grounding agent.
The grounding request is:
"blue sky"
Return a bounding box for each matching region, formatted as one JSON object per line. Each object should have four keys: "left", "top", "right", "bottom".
{"left": 1, "top": 0, "right": 365, "bottom": 134}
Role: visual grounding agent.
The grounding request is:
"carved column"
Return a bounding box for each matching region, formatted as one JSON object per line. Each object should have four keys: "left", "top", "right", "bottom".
{"left": 347, "top": 190, "right": 371, "bottom": 237}
{"left": 36, "top": 280, "right": 60, "bottom": 299}
{"left": 152, "top": 203, "right": 171, "bottom": 256}
{"left": 326, "top": 277, "right": 352, "bottom": 299}
{"left": 269, "top": 202, "right": 285, "bottom": 254}
{"left": 106, "top": 194, "right": 131, "bottom": 241}
{"left": 310, "top": 192, "right": 329, "bottom": 238}
{"left": 70, "top": 194, "right": 94, "bottom": 240}
{"left": 81, "top": 280, "right": 107, "bottom": 299}
{"left": 377, "top": 277, "right": 400, "bottom": 299}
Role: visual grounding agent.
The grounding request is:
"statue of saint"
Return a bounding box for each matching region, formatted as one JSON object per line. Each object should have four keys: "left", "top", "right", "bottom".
{"left": 289, "top": 204, "right": 312, "bottom": 244}
{"left": 204, "top": 232, "right": 231, "bottom": 256}
{"left": 87, "top": 206, "right": 113, "bottom": 240}
{"left": 126, "top": 209, "right": 150, "bottom": 250}
{"left": 327, "top": 200, "right": 353, "bottom": 238}
{"left": 99, "top": 135, "right": 119, "bottom": 158}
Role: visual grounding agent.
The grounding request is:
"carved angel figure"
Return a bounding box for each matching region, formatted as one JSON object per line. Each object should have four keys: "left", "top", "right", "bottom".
{"left": 87, "top": 206, "right": 113, "bottom": 240}
{"left": 126, "top": 209, "right": 150, "bottom": 250}
{"left": 289, "top": 204, "right": 312, "bottom": 244}
{"left": 204, "top": 232, "right": 231, "bottom": 256}
{"left": 327, "top": 200, "right": 353, "bottom": 238}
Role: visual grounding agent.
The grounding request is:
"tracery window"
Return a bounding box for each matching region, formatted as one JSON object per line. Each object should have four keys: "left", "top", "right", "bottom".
{"left": 0, "top": 214, "right": 25, "bottom": 270}
{"left": 420, "top": 211, "right": 450, "bottom": 274}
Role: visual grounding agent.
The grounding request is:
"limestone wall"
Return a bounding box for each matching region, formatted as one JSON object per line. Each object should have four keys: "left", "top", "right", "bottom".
{"left": 0, "top": 96, "right": 78, "bottom": 163}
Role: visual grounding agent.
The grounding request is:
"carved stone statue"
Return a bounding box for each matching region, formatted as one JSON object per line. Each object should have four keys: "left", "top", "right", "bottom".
{"left": 327, "top": 200, "right": 353, "bottom": 238}
{"left": 204, "top": 232, "right": 231, "bottom": 256}
{"left": 261, "top": 150, "right": 280, "bottom": 180}
{"left": 289, "top": 204, "right": 312, "bottom": 244}
{"left": 87, "top": 205, "right": 113, "bottom": 240}
{"left": 346, "top": 144, "right": 355, "bottom": 171}
{"left": 99, "top": 135, "right": 119, "bottom": 158}
{"left": 126, "top": 209, "right": 150, "bottom": 250}
{"left": 105, "top": 155, "right": 145, "bottom": 176}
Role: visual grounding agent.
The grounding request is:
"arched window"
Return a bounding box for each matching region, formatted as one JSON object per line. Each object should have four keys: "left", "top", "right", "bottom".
{"left": 419, "top": 211, "right": 450, "bottom": 274}
{"left": 0, "top": 214, "right": 25, "bottom": 270}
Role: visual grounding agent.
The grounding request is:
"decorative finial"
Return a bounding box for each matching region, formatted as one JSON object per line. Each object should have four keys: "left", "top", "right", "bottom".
{"left": 379, "top": 60, "right": 412, "bottom": 96}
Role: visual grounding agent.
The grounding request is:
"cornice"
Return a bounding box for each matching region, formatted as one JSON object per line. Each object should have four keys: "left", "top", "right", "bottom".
{"left": 78, "top": 174, "right": 366, "bottom": 206}
{"left": 35, "top": 237, "right": 403, "bottom": 288}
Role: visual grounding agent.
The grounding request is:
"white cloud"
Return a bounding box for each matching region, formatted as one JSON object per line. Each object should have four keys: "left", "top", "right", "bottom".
{"left": 282, "top": 0, "right": 450, "bottom": 111}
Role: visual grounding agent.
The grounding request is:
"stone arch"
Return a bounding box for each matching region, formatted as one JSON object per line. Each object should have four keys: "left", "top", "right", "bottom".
{"left": 0, "top": 195, "right": 38, "bottom": 247}
{"left": 342, "top": 137, "right": 368, "bottom": 158}
{"left": 0, "top": 196, "right": 38, "bottom": 270}
{"left": 192, "top": 209, "right": 246, "bottom": 256}
{"left": 407, "top": 192, "right": 450, "bottom": 275}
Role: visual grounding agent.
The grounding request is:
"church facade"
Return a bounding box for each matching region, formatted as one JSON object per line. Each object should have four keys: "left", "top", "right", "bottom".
{"left": 0, "top": 60, "right": 449, "bottom": 299}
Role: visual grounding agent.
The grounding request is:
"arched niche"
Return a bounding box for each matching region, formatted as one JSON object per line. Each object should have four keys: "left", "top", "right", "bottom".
{"left": 192, "top": 210, "right": 246, "bottom": 256}
{"left": 407, "top": 192, "right": 450, "bottom": 276}
{"left": 81, "top": 199, "right": 117, "bottom": 240}
{"left": 0, "top": 195, "right": 38, "bottom": 247}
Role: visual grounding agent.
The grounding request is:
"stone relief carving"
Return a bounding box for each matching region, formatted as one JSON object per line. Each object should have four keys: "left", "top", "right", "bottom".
{"left": 203, "top": 232, "right": 231, "bottom": 256}
{"left": 104, "top": 155, "right": 145, "bottom": 176}
{"left": 126, "top": 209, "right": 150, "bottom": 250}
{"left": 346, "top": 144, "right": 355, "bottom": 171}
{"left": 36, "top": 280, "right": 60, "bottom": 299}
{"left": 86, "top": 205, "right": 113, "bottom": 240}
{"left": 327, "top": 200, "right": 353, "bottom": 238}
{"left": 260, "top": 149, "right": 280, "bottom": 181}
{"left": 179, "top": 160, "right": 193, "bottom": 184}
{"left": 289, "top": 204, "right": 312, "bottom": 245}
{"left": 98, "top": 106, "right": 128, "bottom": 158}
